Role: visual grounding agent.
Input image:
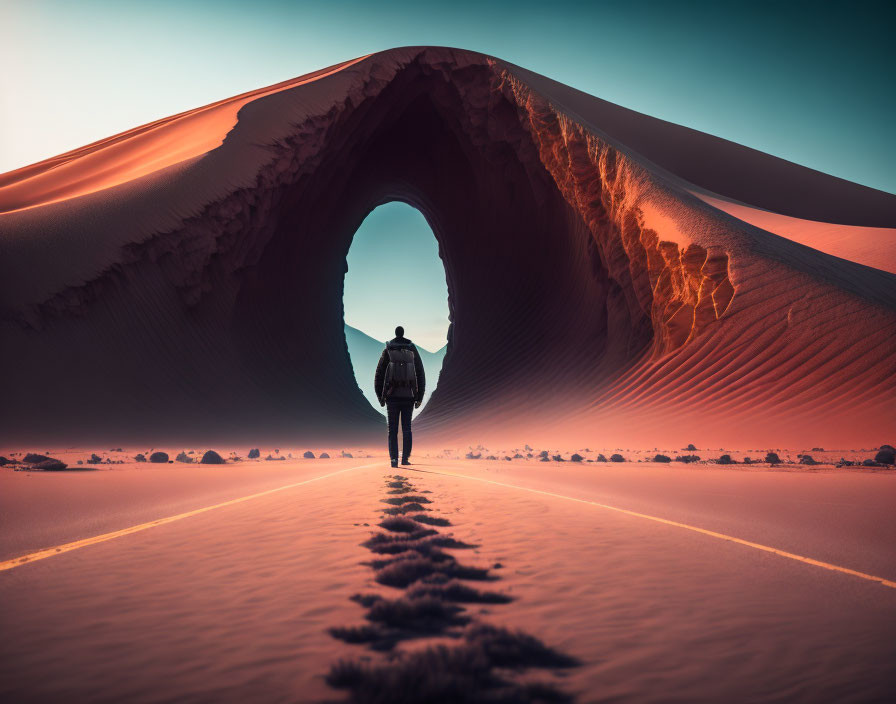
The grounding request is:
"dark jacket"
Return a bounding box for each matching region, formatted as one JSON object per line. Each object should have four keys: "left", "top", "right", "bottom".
{"left": 374, "top": 336, "right": 425, "bottom": 403}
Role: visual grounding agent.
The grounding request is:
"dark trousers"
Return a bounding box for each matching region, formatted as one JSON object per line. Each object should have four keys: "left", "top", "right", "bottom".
{"left": 386, "top": 400, "right": 414, "bottom": 461}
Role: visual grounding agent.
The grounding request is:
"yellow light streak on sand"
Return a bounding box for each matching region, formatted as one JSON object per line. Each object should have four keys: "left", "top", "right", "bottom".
{"left": 410, "top": 467, "right": 896, "bottom": 590}
{"left": 0, "top": 462, "right": 381, "bottom": 572}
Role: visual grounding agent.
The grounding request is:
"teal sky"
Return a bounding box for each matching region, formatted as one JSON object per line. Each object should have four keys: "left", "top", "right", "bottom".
{"left": 344, "top": 203, "right": 449, "bottom": 352}
{"left": 1, "top": 0, "right": 893, "bottom": 194}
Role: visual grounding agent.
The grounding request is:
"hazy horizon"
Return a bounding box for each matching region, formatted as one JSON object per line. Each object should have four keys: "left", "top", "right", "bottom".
{"left": 343, "top": 202, "right": 450, "bottom": 353}
{"left": 345, "top": 322, "right": 446, "bottom": 355}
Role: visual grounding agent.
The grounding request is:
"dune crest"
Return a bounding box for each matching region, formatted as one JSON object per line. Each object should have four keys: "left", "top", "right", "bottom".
{"left": 0, "top": 56, "right": 370, "bottom": 214}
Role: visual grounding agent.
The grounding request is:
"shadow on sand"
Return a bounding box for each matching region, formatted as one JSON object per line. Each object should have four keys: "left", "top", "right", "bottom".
{"left": 325, "top": 474, "right": 580, "bottom": 703}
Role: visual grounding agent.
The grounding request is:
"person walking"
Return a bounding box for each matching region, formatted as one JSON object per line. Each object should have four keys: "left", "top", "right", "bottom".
{"left": 374, "top": 326, "right": 425, "bottom": 467}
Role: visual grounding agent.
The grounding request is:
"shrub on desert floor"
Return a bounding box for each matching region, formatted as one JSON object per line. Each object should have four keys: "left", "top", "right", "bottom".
{"left": 134, "top": 453, "right": 147, "bottom": 462}
{"left": 798, "top": 454, "right": 817, "bottom": 465}
{"left": 874, "top": 445, "right": 895, "bottom": 465}
{"left": 465, "top": 451, "right": 481, "bottom": 459}
{"left": 685, "top": 443, "right": 698, "bottom": 451}
{"left": 570, "top": 453, "right": 584, "bottom": 462}
{"left": 247, "top": 448, "right": 260, "bottom": 459}
{"left": 200, "top": 450, "right": 225, "bottom": 464}
{"left": 595, "top": 454, "right": 608, "bottom": 462}
{"left": 175, "top": 451, "right": 193, "bottom": 463}
{"left": 610, "top": 454, "right": 625, "bottom": 462}
{"left": 551, "top": 454, "right": 565, "bottom": 462}
{"left": 675, "top": 455, "right": 700, "bottom": 463}
{"left": 149, "top": 452, "right": 169, "bottom": 463}
{"left": 716, "top": 454, "right": 734, "bottom": 465}
{"left": 653, "top": 454, "right": 671, "bottom": 463}
{"left": 34, "top": 458, "right": 68, "bottom": 470}
{"left": 765, "top": 452, "right": 781, "bottom": 464}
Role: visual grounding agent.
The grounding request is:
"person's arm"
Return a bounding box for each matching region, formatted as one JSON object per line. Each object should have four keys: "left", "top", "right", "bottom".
{"left": 413, "top": 345, "right": 425, "bottom": 404}
{"left": 374, "top": 349, "right": 388, "bottom": 405}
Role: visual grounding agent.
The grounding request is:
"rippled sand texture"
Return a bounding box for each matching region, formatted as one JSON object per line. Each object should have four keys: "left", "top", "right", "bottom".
{"left": 1, "top": 459, "right": 894, "bottom": 702}
{"left": 1, "top": 47, "right": 894, "bottom": 448}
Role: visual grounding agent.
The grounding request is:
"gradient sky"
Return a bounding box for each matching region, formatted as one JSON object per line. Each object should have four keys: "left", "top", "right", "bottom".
{"left": 344, "top": 203, "right": 449, "bottom": 352}
{"left": 1, "top": 0, "right": 893, "bottom": 194}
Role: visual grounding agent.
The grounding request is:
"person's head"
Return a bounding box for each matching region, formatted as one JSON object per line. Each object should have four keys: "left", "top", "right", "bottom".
{"left": 395, "top": 325, "right": 404, "bottom": 338}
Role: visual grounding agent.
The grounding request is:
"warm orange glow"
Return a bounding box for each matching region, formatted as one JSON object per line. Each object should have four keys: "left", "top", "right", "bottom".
{"left": 694, "top": 191, "right": 896, "bottom": 274}
{"left": 0, "top": 55, "right": 371, "bottom": 214}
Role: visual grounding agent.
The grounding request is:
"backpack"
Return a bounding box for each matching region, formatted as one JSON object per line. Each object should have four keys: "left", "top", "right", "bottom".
{"left": 384, "top": 342, "right": 418, "bottom": 400}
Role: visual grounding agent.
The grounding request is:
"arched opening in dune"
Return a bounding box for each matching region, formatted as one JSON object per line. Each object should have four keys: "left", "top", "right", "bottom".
{"left": 342, "top": 201, "right": 449, "bottom": 417}
{"left": 1, "top": 56, "right": 665, "bottom": 444}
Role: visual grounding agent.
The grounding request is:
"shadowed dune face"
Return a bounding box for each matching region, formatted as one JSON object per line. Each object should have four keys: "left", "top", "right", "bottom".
{"left": 0, "top": 47, "right": 894, "bottom": 446}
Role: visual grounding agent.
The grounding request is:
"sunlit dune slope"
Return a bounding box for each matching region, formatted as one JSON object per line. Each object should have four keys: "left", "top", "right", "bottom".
{"left": 0, "top": 56, "right": 370, "bottom": 214}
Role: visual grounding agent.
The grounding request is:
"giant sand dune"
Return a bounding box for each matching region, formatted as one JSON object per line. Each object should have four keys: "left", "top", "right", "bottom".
{"left": 1, "top": 46, "right": 894, "bottom": 447}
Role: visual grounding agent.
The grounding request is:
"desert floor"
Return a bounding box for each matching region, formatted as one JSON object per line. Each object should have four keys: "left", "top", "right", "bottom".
{"left": 1, "top": 454, "right": 894, "bottom": 703}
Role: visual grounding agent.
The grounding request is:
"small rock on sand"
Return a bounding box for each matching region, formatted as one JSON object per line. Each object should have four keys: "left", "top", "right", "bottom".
{"left": 150, "top": 452, "right": 169, "bottom": 463}
{"left": 200, "top": 450, "right": 225, "bottom": 464}
{"left": 35, "top": 459, "right": 68, "bottom": 471}
{"left": 175, "top": 452, "right": 193, "bottom": 463}
{"left": 303, "top": 451, "right": 315, "bottom": 459}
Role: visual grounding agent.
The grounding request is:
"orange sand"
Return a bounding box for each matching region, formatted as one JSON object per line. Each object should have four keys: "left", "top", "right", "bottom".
{"left": 1, "top": 455, "right": 894, "bottom": 701}
{"left": 0, "top": 56, "right": 370, "bottom": 214}
{"left": 694, "top": 191, "right": 896, "bottom": 274}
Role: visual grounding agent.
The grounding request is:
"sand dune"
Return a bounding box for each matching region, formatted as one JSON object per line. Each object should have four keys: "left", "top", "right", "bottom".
{"left": 1, "top": 47, "right": 894, "bottom": 448}
{"left": 0, "top": 56, "right": 370, "bottom": 214}
{"left": 692, "top": 192, "right": 896, "bottom": 274}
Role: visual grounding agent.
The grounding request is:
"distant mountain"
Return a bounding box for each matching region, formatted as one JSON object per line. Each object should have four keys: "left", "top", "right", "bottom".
{"left": 344, "top": 323, "right": 446, "bottom": 415}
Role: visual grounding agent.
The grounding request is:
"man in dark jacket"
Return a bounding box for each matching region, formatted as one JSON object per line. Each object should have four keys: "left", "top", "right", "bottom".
{"left": 374, "top": 326, "right": 425, "bottom": 467}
